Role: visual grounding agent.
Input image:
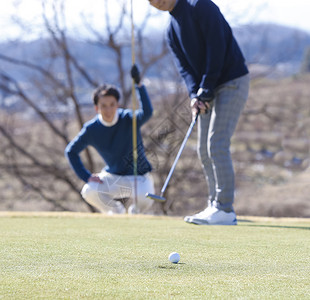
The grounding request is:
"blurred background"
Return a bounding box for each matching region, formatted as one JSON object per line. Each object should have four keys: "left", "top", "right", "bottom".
{"left": 0, "top": 0, "right": 309, "bottom": 217}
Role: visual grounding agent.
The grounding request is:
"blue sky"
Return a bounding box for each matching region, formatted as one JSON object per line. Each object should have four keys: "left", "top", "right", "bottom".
{"left": 0, "top": 0, "right": 309, "bottom": 41}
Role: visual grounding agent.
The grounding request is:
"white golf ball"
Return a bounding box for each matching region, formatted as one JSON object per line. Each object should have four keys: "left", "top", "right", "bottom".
{"left": 169, "top": 252, "right": 180, "bottom": 264}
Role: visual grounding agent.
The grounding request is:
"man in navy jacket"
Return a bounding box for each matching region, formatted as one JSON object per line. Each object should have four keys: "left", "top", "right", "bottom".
{"left": 149, "top": 0, "right": 250, "bottom": 225}
{"left": 65, "top": 66, "right": 155, "bottom": 214}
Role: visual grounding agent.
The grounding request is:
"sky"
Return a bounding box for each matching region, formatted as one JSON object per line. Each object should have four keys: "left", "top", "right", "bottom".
{"left": 0, "top": 0, "right": 309, "bottom": 41}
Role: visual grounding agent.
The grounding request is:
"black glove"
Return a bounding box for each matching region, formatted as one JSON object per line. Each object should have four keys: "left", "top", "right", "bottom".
{"left": 197, "top": 88, "right": 214, "bottom": 103}
{"left": 131, "top": 64, "right": 141, "bottom": 85}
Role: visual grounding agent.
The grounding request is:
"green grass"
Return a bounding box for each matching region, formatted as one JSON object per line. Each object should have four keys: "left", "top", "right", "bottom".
{"left": 0, "top": 213, "right": 309, "bottom": 299}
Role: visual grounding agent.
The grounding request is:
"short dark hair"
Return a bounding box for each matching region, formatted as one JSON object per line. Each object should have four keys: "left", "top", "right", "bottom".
{"left": 93, "top": 84, "right": 120, "bottom": 105}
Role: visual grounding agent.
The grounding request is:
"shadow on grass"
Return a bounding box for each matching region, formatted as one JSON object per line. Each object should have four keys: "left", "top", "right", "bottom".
{"left": 237, "top": 219, "right": 254, "bottom": 223}
{"left": 237, "top": 218, "right": 310, "bottom": 230}
{"left": 157, "top": 263, "right": 186, "bottom": 269}
{"left": 246, "top": 224, "right": 310, "bottom": 230}
{"left": 238, "top": 220, "right": 310, "bottom": 230}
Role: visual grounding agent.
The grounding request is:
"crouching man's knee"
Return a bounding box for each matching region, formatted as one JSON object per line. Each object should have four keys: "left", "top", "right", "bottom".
{"left": 81, "top": 182, "right": 109, "bottom": 212}
{"left": 81, "top": 182, "right": 99, "bottom": 203}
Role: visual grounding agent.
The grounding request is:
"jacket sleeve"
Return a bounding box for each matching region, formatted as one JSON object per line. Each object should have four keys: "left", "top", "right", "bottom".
{"left": 135, "top": 85, "right": 153, "bottom": 126}
{"left": 194, "top": 0, "right": 228, "bottom": 92}
{"left": 64, "top": 126, "right": 92, "bottom": 182}
{"left": 167, "top": 28, "right": 199, "bottom": 99}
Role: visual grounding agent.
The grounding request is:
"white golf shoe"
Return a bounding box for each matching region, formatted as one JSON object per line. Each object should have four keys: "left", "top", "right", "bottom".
{"left": 184, "top": 206, "right": 237, "bottom": 225}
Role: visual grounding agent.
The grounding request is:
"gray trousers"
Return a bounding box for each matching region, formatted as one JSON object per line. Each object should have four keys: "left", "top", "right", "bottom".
{"left": 197, "top": 74, "right": 250, "bottom": 212}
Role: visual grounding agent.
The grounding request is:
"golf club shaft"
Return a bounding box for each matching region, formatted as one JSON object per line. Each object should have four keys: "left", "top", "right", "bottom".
{"left": 160, "top": 114, "right": 199, "bottom": 195}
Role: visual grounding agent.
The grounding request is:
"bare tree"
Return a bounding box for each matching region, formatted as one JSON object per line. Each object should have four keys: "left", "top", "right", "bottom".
{"left": 300, "top": 47, "right": 310, "bottom": 73}
{"left": 0, "top": 0, "right": 170, "bottom": 212}
{"left": 1, "top": 0, "right": 309, "bottom": 217}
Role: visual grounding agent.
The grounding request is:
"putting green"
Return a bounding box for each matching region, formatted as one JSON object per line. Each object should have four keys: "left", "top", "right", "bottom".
{"left": 0, "top": 212, "right": 309, "bottom": 299}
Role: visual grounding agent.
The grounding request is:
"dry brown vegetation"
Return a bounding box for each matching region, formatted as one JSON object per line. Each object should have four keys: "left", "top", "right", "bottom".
{"left": 233, "top": 74, "right": 310, "bottom": 217}
{"left": 1, "top": 74, "right": 310, "bottom": 217}
{"left": 148, "top": 74, "right": 310, "bottom": 217}
{"left": 0, "top": 0, "right": 309, "bottom": 217}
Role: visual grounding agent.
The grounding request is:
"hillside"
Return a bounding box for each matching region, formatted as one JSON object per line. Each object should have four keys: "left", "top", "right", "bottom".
{"left": 0, "top": 23, "right": 309, "bottom": 84}
{"left": 233, "top": 74, "right": 310, "bottom": 217}
{"left": 151, "top": 74, "right": 310, "bottom": 217}
{"left": 1, "top": 74, "right": 309, "bottom": 217}
{"left": 235, "top": 23, "right": 310, "bottom": 66}
{"left": 236, "top": 168, "right": 310, "bottom": 217}
{"left": 0, "top": 22, "right": 310, "bottom": 217}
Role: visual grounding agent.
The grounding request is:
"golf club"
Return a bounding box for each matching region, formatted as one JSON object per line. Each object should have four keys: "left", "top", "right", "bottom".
{"left": 146, "top": 113, "right": 199, "bottom": 202}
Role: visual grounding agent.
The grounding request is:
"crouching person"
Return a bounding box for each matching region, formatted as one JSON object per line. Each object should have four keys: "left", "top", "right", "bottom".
{"left": 65, "top": 65, "right": 155, "bottom": 214}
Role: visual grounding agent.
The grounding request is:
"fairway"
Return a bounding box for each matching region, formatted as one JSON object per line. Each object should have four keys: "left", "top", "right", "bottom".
{"left": 0, "top": 213, "right": 309, "bottom": 299}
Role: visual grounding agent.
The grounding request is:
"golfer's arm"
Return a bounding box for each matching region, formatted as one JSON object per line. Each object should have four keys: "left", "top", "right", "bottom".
{"left": 136, "top": 85, "right": 153, "bottom": 126}
{"left": 167, "top": 33, "right": 198, "bottom": 98}
{"left": 195, "top": 2, "right": 226, "bottom": 91}
{"left": 65, "top": 132, "right": 91, "bottom": 182}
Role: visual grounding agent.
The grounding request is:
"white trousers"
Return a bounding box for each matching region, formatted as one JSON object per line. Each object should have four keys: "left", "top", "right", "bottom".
{"left": 81, "top": 171, "right": 155, "bottom": 213}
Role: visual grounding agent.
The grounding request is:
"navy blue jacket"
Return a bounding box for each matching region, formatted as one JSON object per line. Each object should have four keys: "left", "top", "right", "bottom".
{"left": 167, "top": 0, "right": 248, "bottom": 98}
{"left": 65, "top": 86, "right": 153, "bottom": 182}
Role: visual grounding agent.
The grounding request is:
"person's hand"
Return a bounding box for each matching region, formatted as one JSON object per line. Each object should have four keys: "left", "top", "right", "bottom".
{"left": 191, "top": 98, "right": 210, "bottom": 120}
{"left": 88, "top": 174, "right": 103, "bottom": 183}
{"left": 131, "top": 64, "right": 141, "bottom": 85}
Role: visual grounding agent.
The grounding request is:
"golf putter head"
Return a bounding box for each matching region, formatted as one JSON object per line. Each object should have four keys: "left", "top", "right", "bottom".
{"left": 145, "top": 193, "right": 166, "bottom": 202}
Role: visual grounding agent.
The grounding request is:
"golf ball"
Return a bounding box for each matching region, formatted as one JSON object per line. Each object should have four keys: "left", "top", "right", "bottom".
{"left": 169, "top": 252, "right": 180, "bottom": 264}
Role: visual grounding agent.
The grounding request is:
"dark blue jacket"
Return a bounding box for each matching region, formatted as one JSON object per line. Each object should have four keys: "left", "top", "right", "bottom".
{"left": 167, "top": 0, "right": 248, "bottom": 98}
{"left": 65, "top": 86, "right": 153, "bottom": 182}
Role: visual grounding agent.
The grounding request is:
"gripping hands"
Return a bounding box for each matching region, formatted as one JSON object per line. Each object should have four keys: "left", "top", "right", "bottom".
{"left": 191, "top": 88, "right": 214, "bottom": 118}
